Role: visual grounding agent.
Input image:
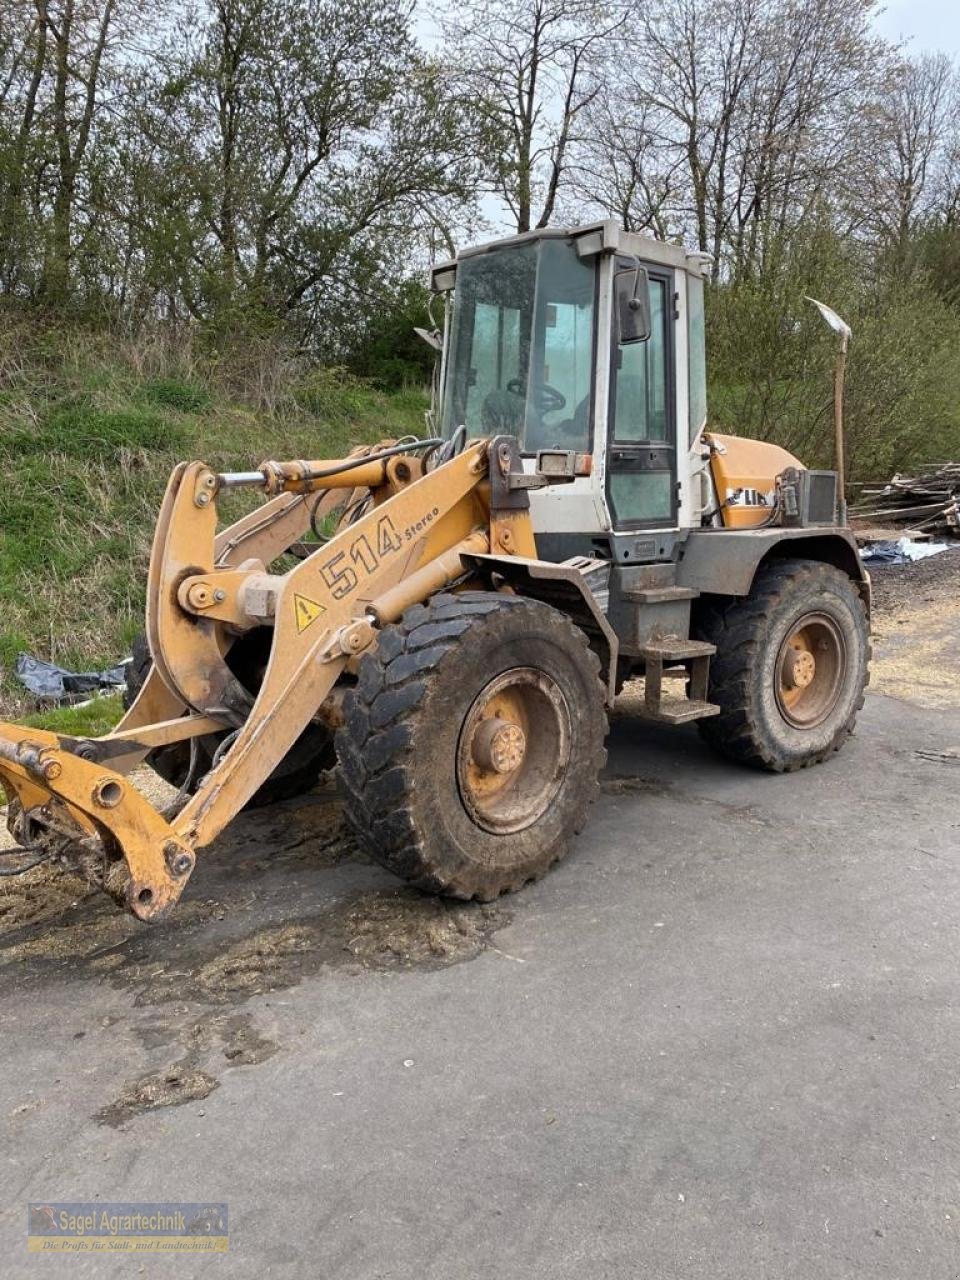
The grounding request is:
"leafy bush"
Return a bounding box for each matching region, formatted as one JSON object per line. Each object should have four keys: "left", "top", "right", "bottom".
{"left": 705, "top": 222, "right": 960, "bottom": 481}
{"left": 347, "top": 278, "right": 437, "bottom": 389}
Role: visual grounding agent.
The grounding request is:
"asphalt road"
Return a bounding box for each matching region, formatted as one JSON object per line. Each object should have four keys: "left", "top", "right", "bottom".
{"left": 1, "top": 598, "right": 959, "bottom": 1277}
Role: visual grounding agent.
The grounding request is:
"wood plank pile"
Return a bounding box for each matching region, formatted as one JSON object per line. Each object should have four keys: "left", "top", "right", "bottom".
{"left": 850, "top": 463, "right": 960, "bottom": 536}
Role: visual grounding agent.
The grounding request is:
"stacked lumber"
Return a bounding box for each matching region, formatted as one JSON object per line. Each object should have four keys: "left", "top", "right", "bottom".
{"left": 850, "top": 463, "right": 960, "bottom": 535}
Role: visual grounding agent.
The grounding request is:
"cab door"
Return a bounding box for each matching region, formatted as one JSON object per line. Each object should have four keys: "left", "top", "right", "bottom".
{"left": 605, "top": 262, "right": 676, "bottom": 529}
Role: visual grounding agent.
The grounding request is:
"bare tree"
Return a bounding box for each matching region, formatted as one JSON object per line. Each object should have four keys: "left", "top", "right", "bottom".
{"left": 634, "top": 0, "right": 764, "bottom": 267}
{"left": 440, "top": 0, "right": 625, "bottom": 233}
{"left": 0, "top": 4, "right": 48, "bottom": 290}
{"left": 860, "top": 52, "right": 959, "bottom": 252}
{"left": 566, "top": 76, "right": 684, "bottom": 237}
{"left": 39, "top": 0, "right": 126, "bottom": 301}
{"left": 570, "top": 0, "right": 887, "bottom": 280}
{"left": 729, "top": 0, "right": 887, "bottom": 275}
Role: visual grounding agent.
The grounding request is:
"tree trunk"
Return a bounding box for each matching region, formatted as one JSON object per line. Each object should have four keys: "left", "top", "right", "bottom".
{"left": 46, "top": 0, "right": 76, "bottom": 303}
{"left": 0, "top": 13, "right": 47, "bottom": 290}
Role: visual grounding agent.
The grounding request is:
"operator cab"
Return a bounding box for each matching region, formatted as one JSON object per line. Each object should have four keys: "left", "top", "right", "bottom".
{"left": 431, "top": 221, "right": 712, "bottom": 553}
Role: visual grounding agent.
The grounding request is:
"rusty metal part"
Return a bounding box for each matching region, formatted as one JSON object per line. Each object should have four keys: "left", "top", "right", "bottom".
{"left": 782, "top": 647, "right": 816, "bottom": 690}
{"left": 456, "top": 667, "right": 571, "bottom": 835}
{"left": 487, "top": 436, "right": 539, "bottom": 558}
{"left": 106, "top": 714, "right": 225, "bottom": 749}
{"left": 775, "top": 613, "right": 847, "bottom": 728}
{"left": 177, "top": 566, "right": 275, "bottom": 629}
{"left": 111, "top": 474, "right": 347, "bottom": 745}
{"left": 146, "top": 460, "right": 244, "bottom": 717}
{"left": 58, "top": 713, "right": 226, "bottom": 780}
{"left": 258, "top": 457, "right": 390, "bottom": 495}
{"left": 217, "top": 440, "right": 420, "bottom": 496}
{"left": 384, "top": 454, "right": 423, "bottom": 492}
{"left": 213, "top": 492, "right": 311, "bottom": 568}
{"left": 168, "top": 440, "right": 493, "bottom": 850}
{"left": 314, "top": 687, "right": 349, "bottom": 732}
{"left": 315, "top": 619, "right": 378, "bottom": 663}
{"left": 472, "top": 717, "right": 526, "bottom": 773}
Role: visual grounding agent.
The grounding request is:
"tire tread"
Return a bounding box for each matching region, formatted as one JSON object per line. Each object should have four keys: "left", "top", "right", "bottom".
{"left": 336, "top": 592, "right": 608, "bottom": 899}
{"left": 695, "top": 559, "right": 871, "bottom": 772}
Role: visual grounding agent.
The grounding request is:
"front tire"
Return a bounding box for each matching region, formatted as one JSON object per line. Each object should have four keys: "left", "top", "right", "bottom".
{"left": 694, "top": 559, "right": 870, "bottom": 772}
{"left": 336, "top": 591, "right": 608, "bottom": 900}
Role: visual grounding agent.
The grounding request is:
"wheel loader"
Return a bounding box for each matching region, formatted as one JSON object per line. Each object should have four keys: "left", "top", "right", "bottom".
{"left": 0, "top": 220, "right": 870, "bottom": 920}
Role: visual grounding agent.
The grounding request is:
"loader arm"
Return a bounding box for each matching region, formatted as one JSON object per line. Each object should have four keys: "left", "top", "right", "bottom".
{"left": 116, "top": 447, "right": 382, "bottom": 740}
{"left": 0, "top": 441, "right": 501, "bottom": 922}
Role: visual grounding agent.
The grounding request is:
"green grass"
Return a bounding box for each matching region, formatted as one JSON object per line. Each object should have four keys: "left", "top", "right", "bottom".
{"left": 15, "top": 401, "right": 184, "bottom": 458}
{"left": 140, "top": 376, "right": 211, "bottom": 413}
{"left": 0, "top": 318, "right": 429, "bottom": 718}
{"left": 24, "top": 693, "right": 124, "bottom": 737}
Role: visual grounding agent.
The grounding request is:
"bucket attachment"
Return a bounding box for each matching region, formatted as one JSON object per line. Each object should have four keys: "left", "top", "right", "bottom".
{"left": 0, "top": 724, "right": 194, "bottom": 920}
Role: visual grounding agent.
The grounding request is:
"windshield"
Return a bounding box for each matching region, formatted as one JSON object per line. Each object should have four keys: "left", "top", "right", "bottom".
{"left": 440, "top": 238, "right": 596, "bottom": 452}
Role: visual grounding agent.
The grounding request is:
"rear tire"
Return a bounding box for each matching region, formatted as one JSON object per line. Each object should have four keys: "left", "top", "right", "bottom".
{"left": 694, "top": 559, "right": 870, "bottom": 772}
{"left": 123, "top": 633, "right": 335, "bottom": 807}
{"left": 336, "top": 591, "right": 608, "bottom": 900}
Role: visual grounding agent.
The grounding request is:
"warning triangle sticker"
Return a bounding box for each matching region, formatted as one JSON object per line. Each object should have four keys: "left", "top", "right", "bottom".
{"left": 294, "top": 593, "right": 325, "bottom": 633}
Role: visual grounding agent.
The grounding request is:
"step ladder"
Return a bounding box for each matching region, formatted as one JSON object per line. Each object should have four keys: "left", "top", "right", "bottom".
{"left": 638, "top": 637, "right": 720, "bottom": 724}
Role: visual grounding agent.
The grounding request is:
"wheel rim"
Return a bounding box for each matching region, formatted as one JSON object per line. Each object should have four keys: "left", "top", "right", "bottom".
{"left": 775, "top": 612, "right": 847, "bottom": 729}
{"left": 456, "top": 667, "right": 571, "bottom": 834}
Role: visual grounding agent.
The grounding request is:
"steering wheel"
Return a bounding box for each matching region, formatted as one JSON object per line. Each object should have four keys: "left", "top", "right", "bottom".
{"left": 506, "top": 378, "right": 567, "bottom": 415}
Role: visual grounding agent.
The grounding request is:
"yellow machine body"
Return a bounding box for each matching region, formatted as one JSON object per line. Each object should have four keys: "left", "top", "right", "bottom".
{"left": 705, "top": 432, "right": 803, "bottom": 529}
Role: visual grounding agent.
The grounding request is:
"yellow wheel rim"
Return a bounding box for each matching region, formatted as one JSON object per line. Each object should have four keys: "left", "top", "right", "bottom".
{"left": 456, "top": 667, "right": 571, "bottom": 834}
{"left": 775, "top": 613, "right": 847, "bottom": 729}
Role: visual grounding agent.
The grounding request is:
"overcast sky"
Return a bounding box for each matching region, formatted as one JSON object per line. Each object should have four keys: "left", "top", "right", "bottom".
{"left": 873, "top": 0, "right": 960, "bottom": 57}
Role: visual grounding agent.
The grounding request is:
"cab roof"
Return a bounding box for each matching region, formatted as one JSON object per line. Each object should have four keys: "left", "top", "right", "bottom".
{"left": 430, "top": 220, "right": 711, "bottom": 291}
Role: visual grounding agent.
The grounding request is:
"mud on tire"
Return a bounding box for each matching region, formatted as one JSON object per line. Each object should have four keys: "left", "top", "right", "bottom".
{"left": 694, "top": 558, "right": 870, "bottom": 772}
{"left": 336, "top": 591, "right": 608, "bottom": 900}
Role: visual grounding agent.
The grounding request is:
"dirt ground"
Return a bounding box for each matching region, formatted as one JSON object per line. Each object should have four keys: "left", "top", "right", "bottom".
{"left": 867, "top": 550, "right": 960, "bottom": 709}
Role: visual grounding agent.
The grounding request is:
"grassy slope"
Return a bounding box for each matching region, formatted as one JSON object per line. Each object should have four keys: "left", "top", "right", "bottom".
{"left": 0, "top": 320, "right": 428, "bottom": 717}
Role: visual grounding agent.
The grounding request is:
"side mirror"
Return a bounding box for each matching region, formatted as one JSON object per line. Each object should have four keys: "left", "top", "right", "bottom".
{"left": 615, "top": 260, "right": 651, "bottom": 345}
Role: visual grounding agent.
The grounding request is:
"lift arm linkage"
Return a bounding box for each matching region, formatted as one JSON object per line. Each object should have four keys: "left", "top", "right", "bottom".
{"left": 0, "top": 441, "right": 502, "bottom": 922}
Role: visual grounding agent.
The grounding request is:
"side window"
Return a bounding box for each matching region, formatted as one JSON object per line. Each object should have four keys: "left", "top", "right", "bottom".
{"left": 612, "top": 278, "right": 668, "bottom": 443}
{"left": 605, "top": 267, "right": 675, "bottom": 528}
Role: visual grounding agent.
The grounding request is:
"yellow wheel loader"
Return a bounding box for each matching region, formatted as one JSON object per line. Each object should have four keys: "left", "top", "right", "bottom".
{"left": 0, "top": 221, "right": 870, "bottom": 920}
